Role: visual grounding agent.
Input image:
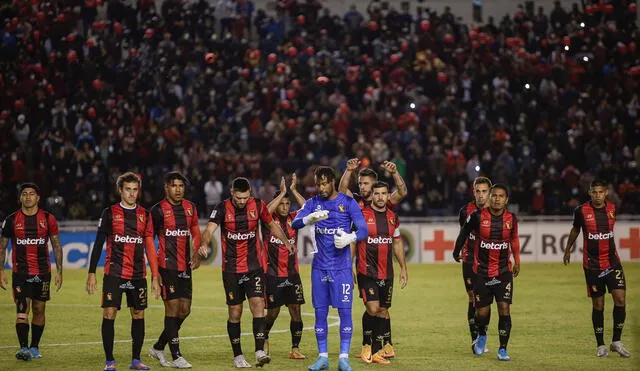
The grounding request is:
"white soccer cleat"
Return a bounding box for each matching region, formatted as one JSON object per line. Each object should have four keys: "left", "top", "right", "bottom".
{"left": 148, "top": 347, "right": 171, "bottom": 367}
{"left": 234, "top": 354, "right": 252, "bottom": 368}
{"left": 610, "top": 342, "right": 631, "bottom": 358}
{"left": 255, "top": 350, "right": 271, "bottom": 366}
{"left": 170, "top": 356, "right": 193, "bottom": 368}
{"left": 596, "top": 345, "right": 609, "bottom": 357}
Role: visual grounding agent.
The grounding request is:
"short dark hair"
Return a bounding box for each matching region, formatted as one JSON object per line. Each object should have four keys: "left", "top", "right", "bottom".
{"left": 490, "top": 183, "right": 510, "bottom": 198}
{"left": 164, "top": 171, "right": 188, "bottom": 185}
{"left": 372, "top": 181, "right": 389, "bottom": 191}
{"left": 314, "top": 166, "right": 336, "bottom": 182}
{"left": 116, "top": 172, "right": 141, "bottom": 190}
{"left": 590, "top": 179, "right": 608, "bottom": 189}
{"left": 19, "top": 183, "right": 40, "bottom": 195}
{"left": 358, "top": 168, "right": 378, "bottom": 180}
{"left": 231, "top": 177, "right": 251, "bottom": 192}
{"left": 473, "top": 176, "right": 492, "bottom": 188}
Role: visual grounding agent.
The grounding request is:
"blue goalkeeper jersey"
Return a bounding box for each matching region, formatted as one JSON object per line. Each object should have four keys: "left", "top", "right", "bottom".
{"left": 292, "top": 193, "right": 368, "bottom": 271}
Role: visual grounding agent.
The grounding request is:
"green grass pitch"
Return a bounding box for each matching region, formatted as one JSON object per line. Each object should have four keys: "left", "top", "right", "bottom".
{"left": 0, "top": 263, "right": 638, "bottom": 370}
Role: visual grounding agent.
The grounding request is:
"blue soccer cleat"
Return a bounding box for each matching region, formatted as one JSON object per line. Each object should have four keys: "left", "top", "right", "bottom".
{"left": 29, "top": 347, "right": 42, "bottom": 359}
{"left": 15, "top": 347, "right": 32, "bottom": 361}
{"left": 473, "top": 335, "right": 487, "bottom": 356}
{"left": 308, "top": 356, "right": 329, "bottom": 371}
{"left": 497, "top": 348, "right": 511, "bottom": 361}
{"left": 104, "top": 360, "right": 116, "bottom": 371}
{"left": 338, "top": 357, "right": 353, "bottom": 371}
{"left": 129, "top": 359, "right": 150, "bottom": 370}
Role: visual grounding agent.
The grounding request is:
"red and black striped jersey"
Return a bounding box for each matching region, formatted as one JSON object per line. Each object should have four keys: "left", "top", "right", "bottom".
{"left": 465, "top": 208, "right": 520, "bottom": 278}
{"left": 353, "top": 193, "right": 394, "bottom": 210}
{"left": 458, "top": 202, "right": 479, "bottom": 264}
{"left": 262, "top": 211, "right": 299, "bottom": 277}
{"left": 572, "top": 201, "right": 620, "bottom": 271}
{"left": 150, "top": 199, "right": 201, "bottom": 272}
{"left": 98, "top": 204, "right": 153, "bottom": 280}
{"left": 356, "top": 207, "right": 400, "bottom": 280}
{"left": 208, "top": 198, "right": 272, "bottom": 274}
{"left": 1, "top": 209, "right": 58, "bottom": 275}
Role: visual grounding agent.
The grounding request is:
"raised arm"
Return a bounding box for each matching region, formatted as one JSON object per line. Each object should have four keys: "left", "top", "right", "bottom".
{"left": 383, "top": 161, "right": 408, "bottom": 205}
{"left": 267, "top": 177, "right": 288, "bottom": 214}
{"left": 338, "top": 158, "right": 360, "bottom": 197}
{"left": 289, "top": 173, "right": 307, "bottom": 209}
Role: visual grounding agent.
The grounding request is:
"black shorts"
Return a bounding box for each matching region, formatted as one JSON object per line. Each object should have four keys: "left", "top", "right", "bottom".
{"left": 462, "top": 262, "right": 475, "bottom": 291}
{"left": 160, "top": 268, "right": 193, "bottom": 301}
{"left": 266, "top": 274, "right": 305, "bottom": 308}
{"left": 102, "top": 275, "right": 148, "bottom": 310}
{"left": 473, "top": 272, "right": 513, "bottom": 308}
{"left": 12, "top": 273, "right": 51, "bottom": 308}
{"left": 584, "top": 267, "right": 626, "bottom": 298}
{"left": 357, "top": 273, "right": 393, "bottom": 308}
{"left": 222, "top": 270, "right": 265, "bottom": 306}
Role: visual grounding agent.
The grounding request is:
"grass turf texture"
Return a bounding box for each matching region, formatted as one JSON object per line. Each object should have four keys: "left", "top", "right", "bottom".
{"left": 0, "top": 263, "right": 638, "bottom": 370}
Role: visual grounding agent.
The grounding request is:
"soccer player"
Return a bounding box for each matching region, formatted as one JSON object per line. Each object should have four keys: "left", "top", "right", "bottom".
{"left": 0, "top": 183, "right": 63, "bottom": 361}
{"left": 198, "top": 177, "right": 294, "bottom": 368}
{"left": 291, "top": 166, "right": 368, "bottom": 371}
{"left": 339, "top": 158, "right": 407, "bottom": 358}
{"left": 458, "top": 177, "right": 491, "bottom": 350}
{"left": 562, "top": 180, "right": 630, "bottom": 358}
{"left": 453, "top": 184, "right": 520, "bottom": 361}
{"left": 338, "top": 158, "right": 408, "bottom": 209}
{"left": 86, "top": 172, "right": 162, "bottom": 371}
{"left": 356, "top": 182, "right": 408, "bottom": 365}
{"left": 262, "top": 174, "right": 307, "bottom": 360}
{"left": 148, "top": 172, "right": 202, "bottom": 368}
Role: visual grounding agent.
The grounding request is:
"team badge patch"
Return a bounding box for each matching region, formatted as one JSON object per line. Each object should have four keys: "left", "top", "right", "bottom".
{"left": 505, "top": 221, "right": 511, "bottom": 230}
{"left": 165, "top": 210, "right": 172, "bottom": 217}
{"left": 107, "top": 293, "right": 112, "bottom": 301}
{"left": 139, "top": 214, "right": 145, "bottom": 223}
{"left": 249, "top": 210, "right": 256, "bottom": 219}
{"left": 389, "top": 217, "right": 395, "bottom": 225}
{"left": 338, "top": 204, "right": 345, "bottom": 212}
{"left": 608, "top": 210, "right": 615, "bottom": 219}
{"left": 368, "top": 288, "right": 374, "bottom": 295}
{"left": 228, "top": 292, "right": 234, "bottom": 300}
{"left": 39, "top": 220, "right": 46, "bottom": 229}
{"left": 187, "top": 208, "right": 193, "bottom": 216}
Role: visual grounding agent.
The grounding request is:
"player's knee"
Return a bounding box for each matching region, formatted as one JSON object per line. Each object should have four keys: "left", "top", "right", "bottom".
{"left": 103, "top": 308, "right": 118, "bottom": 320}
{"left": 378, "top": 307, "right": 388, "bottom": 317}
{"left": 228, "top": 306, "right": 243, "bottom": 322}
{"left": 16, "top": 313, "right": 28, "bottom": 322}
{"left": 15, "top": 297, "right": 28, "bottom": 316}
{"left": 613, "top": 295, "right": 625, "bottom": 307}
{"left": 592, "top": 297, "right": 605, "bottom": 311}
{"left": 131, "top": 309, "right": 145, "bottom": 319}
{"left": 288, "top": 306, "right": 301, "bottom": 321}
{"left": 365, "top": 305, "right": 378, "bottom": 317}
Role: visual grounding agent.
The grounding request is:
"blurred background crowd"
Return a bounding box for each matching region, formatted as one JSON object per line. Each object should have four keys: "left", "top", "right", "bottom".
{"left": 0, "top": 0, "right": 639, "bottom": 220}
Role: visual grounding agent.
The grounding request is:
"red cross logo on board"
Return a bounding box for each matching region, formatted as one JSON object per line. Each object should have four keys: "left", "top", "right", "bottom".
{"left": 620, "top": 228, "right": 640, "bottom": 259}
{"left": 423, "top": 230, "right": 454, "bottom": 261}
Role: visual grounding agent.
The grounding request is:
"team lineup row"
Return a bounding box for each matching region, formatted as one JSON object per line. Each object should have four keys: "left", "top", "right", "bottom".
{"left": 0, "top": 162, "right": 631, "bottom": 370}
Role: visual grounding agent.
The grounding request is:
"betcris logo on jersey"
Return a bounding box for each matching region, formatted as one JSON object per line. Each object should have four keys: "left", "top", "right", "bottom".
{"left": 480, "top": 241, "right": 509, "bottom": 250}
{"left": 316, "top": 227, "right": 345, "bottom": 235}
{"left": 269, "top": 236, "right": 295, "bottom": 245}
{"left": 16, "top": 237, "right": 46, "bottom": 245}
{"left": 114, "top": 235, "right": 143, "bottom": 244}
{"left": 588, "top": 232, "right": 614, "bottom": 240}
{"left": 227, "top": 231, "right": 256, "bottom": 240}
{"left": 165, "top": 229, "right": 191, "bottom": 237}
{"left": 367, "top": 236, "right": 393, "bottom": 244}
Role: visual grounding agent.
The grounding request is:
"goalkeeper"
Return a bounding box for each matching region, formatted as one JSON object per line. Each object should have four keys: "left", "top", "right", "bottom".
{"left": 292, "top": 166, "right": 368, "bottom": 371}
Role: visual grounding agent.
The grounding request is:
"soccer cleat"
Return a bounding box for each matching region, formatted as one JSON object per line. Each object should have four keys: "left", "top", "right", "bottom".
{"left": 233, "top": 354, "right": 252, "bottom": 368}
{"left": 382, "top": 343, "right": 395, "bottom": 358}
{"left": 104, "top": 360, "right": 117, "bottom": 371}
{"left": 129, "top": 359, "right": 151, "bottom": 370}
{"left": 255, "top": 350, "right": 271, "bottom": 367}
{"left": 497, "top": 348, "right": 511, "bottom": 361}
{"left": 610, "top": 342, "right": 631, "bottom": 358}
{"left": 474, "top": 335, "right": 487, "bottom": 356}
{"left": 596, "top": 345, "right": 608, "bottom": 357}
{"left": 148, "top": 346, "right": 171, "bottom": 367}
{"left": 289, "top": 348, "right": 306, "bottom": 359}
{"left": 29, "top": 347, "right": 42, "bottom": 359}
{"left": 307, "top": 356, "right": 329, "bottom": 371}
{"left": 338, "top": 357, "right": 353, "bottom": 371}
{"left": 15, "top": 347, "right": 32, "bottom": 361}
{"left": 170, "top": 356, "right": 193, "bottom": 368}
{"left": 372, "top": 351, "right": 391, "bottom": 365}
{"left": 360, "top": 345, "right": 372, "bottom": 363}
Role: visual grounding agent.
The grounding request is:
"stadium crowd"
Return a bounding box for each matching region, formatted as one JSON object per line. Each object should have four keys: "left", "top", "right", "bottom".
{"left": 0, "top": 0, "right": 639, "bottom": 220}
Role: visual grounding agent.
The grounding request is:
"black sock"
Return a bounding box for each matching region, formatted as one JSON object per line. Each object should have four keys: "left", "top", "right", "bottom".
{"left": 265, "top": 319, "right": 275, "bottom": 339}
{"left": 290, "top": 321, "right": 303, "bottom": 349}
{"left": 154, "top": 329, "right": 169, "bottom": 351}
{"left": 30, "top": 324, "right": 45, "bottom": 348}
{"left": 592, "top": 308, "right": 605, "bottom": 346}
{"left": 177, "top": 317, "right": 185, "bottom": 330}
{"left": 16, "top": 323, "right": 29, "bottom": 348}
{"left": 253, "top": 317, "right": 266, "bottom": 352}
{"left": 612, "top": 306, "right": 625, "bottom": 342}
{"left": 131, "top": 318, "right": 145, "bottom": 360}
{"left": 498, "top": 315, "right": 512, "bottom": 350}
{"left": 468, "top": 302, "right": 477, "bottom": 341}
{"left": 372, "top": 317, "right": 384, "bottom": 354}
{"left": 102, "top": 318, "right": 115, "bottom": 362}
{"left": 387, "top": 317, "right": 393, "bottom": 345}
{"left": 475, "top": 313, "right": 488, "bottom": 336}
{"left": 165, "top": 316, "right": 181, "bottom": 360}
{"left": 227, "top": 321, "right": 242, "bottom": 357}
{"left": 362, "top": 312, "right": 373, "bottom": 346}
